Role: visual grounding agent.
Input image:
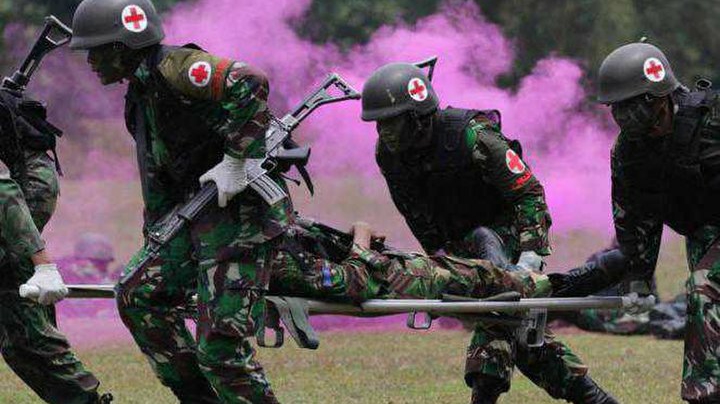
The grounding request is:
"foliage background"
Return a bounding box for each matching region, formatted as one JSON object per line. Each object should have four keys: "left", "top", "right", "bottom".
{"left": 2, "top": 0, "right": 718, "bottom": 86}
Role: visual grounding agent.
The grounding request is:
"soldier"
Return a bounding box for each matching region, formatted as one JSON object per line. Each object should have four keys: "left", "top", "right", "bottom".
{"left": 551, "top": 41, "right": 720, "bottom": 403}
{"left": 269, "top": 220, "right": 553, "bottom": 304}
{"left": 360, "top": 62, "right": 617, "bottom": 403}
{"left": 61, "top": 233, "right": 117, "bottom": 285}
{"left": 0, "top": 89, "right": 110, "bottom": 401}
{"left": 71, "top": 0, "right": 292, "bottom": 402}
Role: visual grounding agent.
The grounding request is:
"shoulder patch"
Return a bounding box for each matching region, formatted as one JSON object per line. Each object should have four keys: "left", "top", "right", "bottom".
{"left": 188, "top": 61, "right": 212, "bottom": 87}
{"left": 158, "top": 48, "right": 233, "bottom": 101}
{"left": 505, "top": 149, "right": 526, "bottom": 174}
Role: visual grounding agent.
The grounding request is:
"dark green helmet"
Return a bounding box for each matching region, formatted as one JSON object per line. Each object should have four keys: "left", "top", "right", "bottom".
{"left": 598, "top": 42, "right": 680, "bottom": 103}
{"left": 70, "top": 0, "right": 164, "bottom": 50}
{"left": 361, "top": 63, "right": 439, "bottom": 122}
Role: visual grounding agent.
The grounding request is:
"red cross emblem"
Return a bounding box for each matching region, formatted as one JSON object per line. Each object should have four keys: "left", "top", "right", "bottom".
{"left": 643, "top": 57, "right": 666, "bottom": 82}
{"left": 188, "top": 61, "right": 212, "bottom": 87}
{"left": 408, "top": 78, "right": 428, "bottom": 102}
{"left": 505, "top": 149, "right": 526, "bottom": 174}
{"left": 121, "top": 5, "right": 148, "bottom": 33}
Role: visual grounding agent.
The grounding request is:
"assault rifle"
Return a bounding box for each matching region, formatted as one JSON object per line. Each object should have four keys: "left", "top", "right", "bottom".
{"left": 2, "top": 16, "right": 73, "bottom": 93}
{"left": 116, "top": 74, "right": 361, "bottom": 305}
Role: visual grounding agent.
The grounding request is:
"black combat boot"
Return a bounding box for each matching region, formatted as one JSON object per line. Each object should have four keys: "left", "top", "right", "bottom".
{"left": 564, "top": 375, "right": 619, "bottom": 404}
{"left": 470, "top": 377, "right": 507, "bottom": 404}
{"left": 87, "top": 392, "right": 113, "bottom": 403}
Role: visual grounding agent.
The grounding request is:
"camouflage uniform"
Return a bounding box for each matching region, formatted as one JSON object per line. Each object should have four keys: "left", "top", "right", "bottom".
{"left": 612, "top": 111, "right": 720, "bottom": 400}
{"left": 377, "top": 111, "right": 590, "bottom": 399}
{"left": 116, "top": 46, "right": 291, "bottom": 403}
{"left": 0, "top": 152, "right": 101, "bottom": 403}
{"left": 268, "top": 226, "right": 552, "bottom": 303}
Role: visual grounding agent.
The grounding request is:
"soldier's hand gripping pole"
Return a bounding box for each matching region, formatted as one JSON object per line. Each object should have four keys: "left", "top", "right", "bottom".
{"left": 2, "top": 16, "right": 73, "bottom": 93}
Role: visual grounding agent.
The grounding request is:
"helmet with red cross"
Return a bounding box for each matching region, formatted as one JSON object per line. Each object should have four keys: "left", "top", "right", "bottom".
{"left": 70, "top": 0, "right": 164, "bottom": 50}
{"left": 361, "top": 63, "right": 439, "bottom": 122}
{"left": 597, "top": 42, "right": 680, "bottom": 104}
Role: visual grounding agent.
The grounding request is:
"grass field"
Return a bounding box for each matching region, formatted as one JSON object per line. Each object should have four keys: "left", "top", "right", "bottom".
{"left": 0, "top": 330, "right": 684, "bottom": 403}
{"left": 17, "top": 178, "right": 691, "bottom": 403}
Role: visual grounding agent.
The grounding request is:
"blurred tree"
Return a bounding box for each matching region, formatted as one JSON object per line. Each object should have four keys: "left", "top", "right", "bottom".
{"left": 296, "top": 0, "right": 439, "bottom": 49}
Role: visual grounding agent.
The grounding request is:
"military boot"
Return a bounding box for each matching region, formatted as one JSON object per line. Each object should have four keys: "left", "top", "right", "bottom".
{"left": 564, "top": 375, "right": 619, "bottom": 404}
{"left": 470, "top": 377, "right": 507, "bottom": 404}
{"left": 88, "top": 392, "right": 113, "bottom": 403}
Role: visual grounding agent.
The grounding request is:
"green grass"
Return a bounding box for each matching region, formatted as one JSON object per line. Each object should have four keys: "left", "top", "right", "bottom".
{"left": 0, "top": 330, "right": 684, "bottom": 403}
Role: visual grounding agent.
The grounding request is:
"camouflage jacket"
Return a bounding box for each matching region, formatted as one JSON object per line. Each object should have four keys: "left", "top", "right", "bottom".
{"left": 125, "top": 45, "right": 292, "bottom": 240}
{"left": 377, "top": 109, "right": 552, "bottom": 258}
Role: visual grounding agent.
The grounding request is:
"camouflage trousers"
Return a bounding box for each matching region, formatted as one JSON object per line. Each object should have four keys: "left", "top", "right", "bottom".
{"left": 117, "top": 202, "right": 280, "bottom": 404}
{"left": 0, "top": 151, "right": 100, "bottom": 403}
{"left": 682, "top": 225, "right": 720, "bottom": 401}
{"left": 449, "top": 226, "right": 589, "bottom": 399}
{"left": 0, "top": 258, "right": 100, "bottom": 404}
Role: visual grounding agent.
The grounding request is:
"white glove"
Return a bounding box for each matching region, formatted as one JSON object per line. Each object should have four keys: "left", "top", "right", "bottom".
{"left": 516, "top": 251, "right": 544, "bottom": 272}
{"left": 199, "top": 154, "right": 249, "bottom": 208}
{"left": 19, "top": 264, "right": 68, "bottom": 305}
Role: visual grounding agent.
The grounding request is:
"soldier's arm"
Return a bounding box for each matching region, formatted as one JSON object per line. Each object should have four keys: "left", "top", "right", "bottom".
{"left": 158, "top": 48, "right": 270, "bottom": 159}
{"left": 0, "top": 162, "right": 45, "bottom": 260}
{"left": 611, "top": 155, "right": 662, "bottom": 280}
{"left": 376, "top": 149, "right": 444, "bottom": 253}
{"left": 468, "top": 118, "right": 552, "bottom": 255}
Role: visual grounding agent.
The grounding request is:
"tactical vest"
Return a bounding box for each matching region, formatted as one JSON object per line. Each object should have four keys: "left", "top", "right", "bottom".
{"left": 0, "top": 90, "right": 62, "bottom": 178}
{"left": 377, "top": 107, "right": 514, "bottom": 243}
{"left": 124, "top": 44, "right": 226, "bottom": 202}
{"left": 617, "top": 84, "right": 720, "bottom": 234}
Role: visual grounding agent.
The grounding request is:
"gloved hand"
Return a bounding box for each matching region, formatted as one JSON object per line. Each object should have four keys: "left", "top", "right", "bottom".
{"left": 199, "top": 154, "right": 249, "bottom": 208}
{"left": 19, "top": 263, "right": 68, "bottom": 305}
{"left": 516, "top": 250, "right": 544, "bottom": 272}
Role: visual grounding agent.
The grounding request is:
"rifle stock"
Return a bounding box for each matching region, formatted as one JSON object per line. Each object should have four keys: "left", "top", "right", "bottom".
{"left": 2, "top": 15, "right": 73, "bottom": 93}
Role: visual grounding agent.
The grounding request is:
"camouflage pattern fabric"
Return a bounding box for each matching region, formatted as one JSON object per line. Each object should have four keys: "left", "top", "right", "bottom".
{"left": 268, "top": 226, "right": 588, "bottom": 399}
{"left": 611, "top": 110, "right": 720, "bottom": 401}
{"left": 682, "top": 225, "right": 720, "bottom": 401}
{"left": 267, "top": 229, "right": 551, "bottom": 302}
{"left": 377, "top": 112, "right": 588, "bottom": 399}
{"left": 117, "top": 46, "right": 290, "bottom": 403}
{"left": 564, "top": 296, "right": 687, "bottom": 339}
{"left": 0, "top": 152, "right": 101, "bottom": 403}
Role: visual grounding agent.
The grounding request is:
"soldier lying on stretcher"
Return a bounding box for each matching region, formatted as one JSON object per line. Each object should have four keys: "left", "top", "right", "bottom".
{"left": 268, "top": 220, "right": 553, "bottom": 303}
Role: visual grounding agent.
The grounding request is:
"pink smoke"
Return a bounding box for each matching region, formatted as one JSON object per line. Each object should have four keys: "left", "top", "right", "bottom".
{"left": 1, "top": 1, "right": 624, "bottom": 335}
{"left": 164, "top": 0, "right": 617, "bottom": 233}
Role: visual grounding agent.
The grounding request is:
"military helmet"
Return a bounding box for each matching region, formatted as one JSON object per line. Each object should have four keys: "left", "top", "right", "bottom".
{"left": 361, "top": 63, "right": 439, "bottom": 121}
{"left": 70, "top": 0, "right": 164, "bottom": 50}
{"left": 598, "top": 42, "right": 680, "bottom": 103}
{"left": 74, "top": 233, "right": 115, "bottom": 262}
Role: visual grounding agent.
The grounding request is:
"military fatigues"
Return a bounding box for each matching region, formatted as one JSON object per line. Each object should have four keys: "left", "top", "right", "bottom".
{"left": 116, "top": 45, "right": 291, "bottom": 403}
{"left": 0, "top": 151, "right": 100, "bottom": 403}
{"left": 376, "top": 108, "right": 588, "bottom": 399}
{"left": 268, "top": 224, "right": 552, "bottom": 304}
{"left": 611, "top": 87, "right": 720, "bottom": 401}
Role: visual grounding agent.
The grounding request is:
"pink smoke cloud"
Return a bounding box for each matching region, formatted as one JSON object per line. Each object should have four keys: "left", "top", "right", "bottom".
{"left": 164, "top": 0, "right": 617, "bottom": 233}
